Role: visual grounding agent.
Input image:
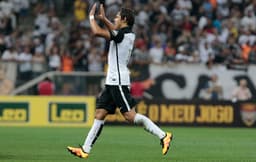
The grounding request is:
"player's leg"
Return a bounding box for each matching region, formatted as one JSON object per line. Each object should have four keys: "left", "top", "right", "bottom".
{"left": 81, "top": 109, "right": 107, "bottom": 153}
{"left": 67, "top": 109, "right": 108, "bottom": 158}
{"left": 122, "top": 110, "right": 173, "bottom": 155}
{"left": 67, "top": 86, "right": 114, "bottom": 158}
{"left": 82, "top": 85, "right": 117, "bottom": 153}
{"left": 123, "top": 110, "right": 165, "bottom": 138}
{"left": 113, "top": 85, "right": 166, "bottom": 139}
{"left": 114, "top": 85, "right": 173, "bottom": 155}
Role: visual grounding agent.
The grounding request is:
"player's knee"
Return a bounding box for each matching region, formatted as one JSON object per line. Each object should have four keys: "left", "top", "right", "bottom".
{"left": 123, "top": 111, "right": 136, "bottom": 123}
{"left": 95, "top": 109, "right": 108, "bottom": 120}
{"left": 124, "top": 115, "right": 134, "bottom": 123}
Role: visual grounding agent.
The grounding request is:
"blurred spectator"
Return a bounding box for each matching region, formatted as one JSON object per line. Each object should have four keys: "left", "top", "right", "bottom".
{"left": 136, "top": 5, "right": 149, "bottom": 26}
{"left": 17, "top": 46, "right": 32, "bottom": 83}
{"left": 61, "top": 48, "right": 73, "bottom": 72}
{"left": 1, "top": 46, "right": 18, "bottom": 81}
{"left": 241, "top": 41, "right": 252, "bottom": 62}
{"left": 130, "top": 39, "right": 151, "bottom": 81}
{"left": 12, "top": 0, "right": 30, "bottom": 25}
{"left": 198, "top": 33, "right": 215, "bottom": 63}
{"left": 34, "top": 9, "right": 49, "bottom": 40}
{"left": 163, "top": 40, "right": 176, "bottom": 63}
{"left": 149, "top": 35, "right": 164, "bottom": 64}
{"left": 0, "top": 68, "right": 13, "bottom": 95}
{"left": 0, "top": 0, "right": 16, "bottom": 35}
{"left": 213, "top": 13, "right": 223, "bottom": 33}
{"left": 32, "top": 49, "right": 46, "bottom": 78}
{"left": 74, "top": 0, "right": 88, "bottom": 23}
{"left": 202, "top": 0, "right": 213, "bottom": 18}
{"left": 37, "top": 77, "right": 55, "bottom": 95}
{"left": 200, "top": 73, "right": 223, "bottom": 100}
{"left": 175, "top": 45, "right": 194, "bottom": 63}
{"left": 0, "top": 34, "right": 6, "bottom": 54}
{"left": 182, "top": 16, "right": 196, "bottom": 32}
{"left": 132, "top": 39, "right": 151, "bottom": 66}
{"left": 0, "top": 1, "right": 13, "bottom": 17}
{"left": 105, "top": 0, "right": 122, "bottom": 19}
{"left": 45, "top": 16, "right": 64, "bottom": 54}
{"left": 249, "top": 43, "right": 256, "bottom": 64}
{"left": 87, "top": 47, "right": 103, "bottom": 95}
{"left": 216, "top": 1, "right": 230, "bottom": 18}
{"left": 240, "top": 9, "right": 256, "bottom": 31}
{"left": 171, "top": 2, "right": 189, "bottom": 28}
{"left": 226, "top": 36, "right": 247, "bottom": 70}
{"left": 176, "top": 29, "right": 193, "bottom": 45}
{"left": 231, "top": 79, "right": 252, "bottom": 101}
{"left": 226, "top": 36, "right": 243, "bottom": 64}
{"left": 72, "top": 39, "right": 88, "bottom": 71}
{"left": 177, "top": 0, "right": 192, "bottom": 11}
{"left": 32, "top": 37, "right": 44, "bottom": 54}
{"left": 88, "top": 47, "right": 103, "bottom": 72}
{"left": 48, "top": 45, "right": 61, "bottom": 71}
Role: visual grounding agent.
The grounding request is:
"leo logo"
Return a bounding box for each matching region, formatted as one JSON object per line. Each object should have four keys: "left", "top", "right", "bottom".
{"left": 49, "top": 102, "right": 87, "bottom": 123}
{"left": 240, "top": 103, "right": 256, "bottom": 127}
{"left": 0, "top": 102, "right": 29, "bottom": 122}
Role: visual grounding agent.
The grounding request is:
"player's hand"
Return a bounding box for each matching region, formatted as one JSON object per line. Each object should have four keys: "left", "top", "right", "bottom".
{"left": 98, "top": 4, "right": 106, "bottom": 21}
{"left": 89, "top": 3, "right": 97, "bottom": 17}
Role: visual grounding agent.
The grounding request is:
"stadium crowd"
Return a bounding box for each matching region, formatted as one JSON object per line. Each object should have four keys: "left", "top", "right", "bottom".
{"left": 0, "top": 0, "right": 255, "bottom": 96}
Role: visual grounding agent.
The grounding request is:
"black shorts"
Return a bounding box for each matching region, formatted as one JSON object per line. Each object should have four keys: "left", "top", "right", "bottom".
{"left": 96, "top": 85, "right": 137, "bottom": 114}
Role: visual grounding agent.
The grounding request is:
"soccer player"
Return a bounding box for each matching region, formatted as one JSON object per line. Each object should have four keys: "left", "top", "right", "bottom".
{"left": 67, "top": 3, "right": 173, "bottom": 159}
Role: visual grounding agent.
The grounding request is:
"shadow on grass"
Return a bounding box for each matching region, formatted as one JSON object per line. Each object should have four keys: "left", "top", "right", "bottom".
{"left": 0, "top": 153, "right": 16, "bottom": 160}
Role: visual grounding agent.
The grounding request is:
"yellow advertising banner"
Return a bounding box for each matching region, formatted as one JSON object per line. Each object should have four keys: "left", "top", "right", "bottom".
{"left": 106, "top": 99, "right": 256, "bottom": 127}
{"left": 0, "top": 96, "right": 95, "bottom": 127}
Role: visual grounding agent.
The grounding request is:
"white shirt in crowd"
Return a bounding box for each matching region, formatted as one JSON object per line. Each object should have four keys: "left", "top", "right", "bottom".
{"left": 1, "top": 49, "right": 18, "bottom": 61}
{"left": 34, "top": 13, "right": 50, "bottom": 35}
{"left": 0, "top": 1, "right": 13, "bottom": 16}
{"left": 11, "top": 0, "right": 30, "bottom": 13}
{"left": 136, "top": 9, "right": 148, "bottom": 26}
{"left": 88, "top": 54, "right": 102, "bottom": 72}
{"left": 49, "top": 54, "right": 61, "bottom": 69}
{"left": 18, "top": 52, "right": 32, "bottom": 72}
{"left": 149, "top": 46, "right": 164, "bottom": 64}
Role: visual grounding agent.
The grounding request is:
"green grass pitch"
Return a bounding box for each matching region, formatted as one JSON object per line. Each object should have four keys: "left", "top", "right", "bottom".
{"left": 0, "top": 126, "right": 255, "bottom": 162}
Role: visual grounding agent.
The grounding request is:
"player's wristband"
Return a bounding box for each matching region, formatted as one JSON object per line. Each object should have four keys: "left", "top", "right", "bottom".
{"left": 89, "top": 15, "right": 94, "bottom": 20}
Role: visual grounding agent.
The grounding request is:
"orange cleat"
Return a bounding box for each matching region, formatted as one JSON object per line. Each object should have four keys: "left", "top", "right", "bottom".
{"left": 161, "top": 132, "right": 173, "bottom": 155}
{"left": 67, "top": 146, "right": 89, "bottom": 159}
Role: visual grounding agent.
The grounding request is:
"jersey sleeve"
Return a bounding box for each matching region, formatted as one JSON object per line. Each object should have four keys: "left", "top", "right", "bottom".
{"left": 110, "top": 30, "right": 124, "bottom": 43}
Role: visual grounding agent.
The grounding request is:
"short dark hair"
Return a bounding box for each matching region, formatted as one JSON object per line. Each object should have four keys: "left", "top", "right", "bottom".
{"left": 120, "top": 8, "right": 135, "bottom": 28}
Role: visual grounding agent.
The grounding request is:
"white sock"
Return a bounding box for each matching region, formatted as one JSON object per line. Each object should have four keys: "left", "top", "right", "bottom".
{"left": 134, "top": 113, "right": 165, "bottom": 139}
{"left": 82, "top": 119, "right": 104, "bottom": 153}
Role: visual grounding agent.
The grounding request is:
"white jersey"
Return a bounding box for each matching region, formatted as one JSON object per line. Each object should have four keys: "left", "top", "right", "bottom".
{"left": 106, "top": 27, "right": 135, "bottom": 85}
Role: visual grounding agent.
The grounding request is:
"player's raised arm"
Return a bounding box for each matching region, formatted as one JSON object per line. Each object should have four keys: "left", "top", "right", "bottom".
{"left": 98, "top": 4, "right": 116, "bottom": 30}
{"left": 89, "top": 3, "right": 110, "bottom": 39}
